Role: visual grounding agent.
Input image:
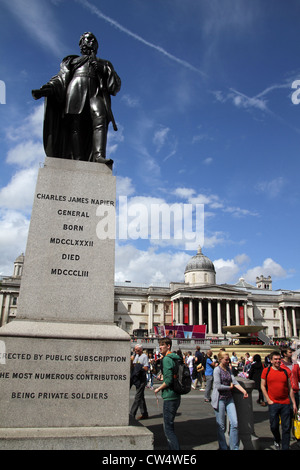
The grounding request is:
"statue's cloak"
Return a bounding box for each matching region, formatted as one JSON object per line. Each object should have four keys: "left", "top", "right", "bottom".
{"left": 42, "top": 54, "right": 120, "bottom": 161}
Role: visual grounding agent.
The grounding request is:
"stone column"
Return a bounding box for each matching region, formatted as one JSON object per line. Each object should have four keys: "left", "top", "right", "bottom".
{"left": 226, "top": 301, "right": 231, "bottom": 326}
{"left": 248, "top": 303, "right": 254, "bottom": 322}
{"left": 0, "top": 294, "right": 4, "bottom": 327}
{"left": 2, "top": 294, "right": 10, "bottom": 327}
{"left": 208, "top": 300, "right": 212, "bottom": 334}
{"left": 217, "top": 300, "right": 222, "bottom": 334}
{"left": 284, "top": 308, "right": 289, "bottom": 337}
{"left": 179, "top": 299, "right": 183, "bottom": 324}
{"left": 292, "top": 308, "right": 297, "bottom": 338}
{"left": 148, "top": 301, "right": 154, "bottom": 332}
{"left": 244, "top": 302, "right": 248, "bottom": 326}
{"left": 198, "top": 300, "right": 203, "bottom": 325}
{"left": 189, "top": 299, "right": 193, "bottom": 325}
{"left": 279, "top": 309, "right": 285, "bottom": 337}
{"left": 173, "top": 300, "right": 178, "bottom": 325}
{"left": 235, "top": 302, "right": 240, "bottom": 325}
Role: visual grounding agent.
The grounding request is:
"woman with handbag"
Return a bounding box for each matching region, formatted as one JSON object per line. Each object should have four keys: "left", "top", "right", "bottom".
{"left": 211, "top": 351, "right": 248, "bottom": 450}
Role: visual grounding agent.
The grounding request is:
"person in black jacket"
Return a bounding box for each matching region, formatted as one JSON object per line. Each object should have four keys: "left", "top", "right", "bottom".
{"left": 248, "top": 354, "right": 266, "bottom": 406}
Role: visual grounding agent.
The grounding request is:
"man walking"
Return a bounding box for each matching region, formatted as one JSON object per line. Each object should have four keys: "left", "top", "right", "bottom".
{"left": 280, "top": 346, "right": 300, "bottom": 409}
{"left": 193, "top": 345, "right": 205, "bottom": 390}
{"left": 204, "top": 350, "right": 215, "bottom": 402}
{"left": 261, "top": 350, "right": 297, "bottom": 450}
{"left": 130, "top": 345, "right": 149, "bottom": 420}
{"left": 154, "top": 337, "right": 181, "bottom": 450}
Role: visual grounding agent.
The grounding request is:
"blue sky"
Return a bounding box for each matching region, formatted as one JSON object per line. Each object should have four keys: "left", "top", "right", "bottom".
{"left": 1, "top": 0, "right": 300, "bottom": 290}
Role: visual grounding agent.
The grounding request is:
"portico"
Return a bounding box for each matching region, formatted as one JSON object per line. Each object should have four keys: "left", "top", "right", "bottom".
{"left": 170, "top": 287, "right": 249, "bottom": 335}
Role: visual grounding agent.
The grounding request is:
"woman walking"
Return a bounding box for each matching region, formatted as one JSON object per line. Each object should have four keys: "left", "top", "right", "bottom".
{"left": 211, "top": 351, "right": 248, "bottom": 450}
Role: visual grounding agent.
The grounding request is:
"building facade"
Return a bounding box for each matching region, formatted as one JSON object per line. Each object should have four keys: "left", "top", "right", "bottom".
{"left": 1, "top": 248, "right": 300, "bottom": 340}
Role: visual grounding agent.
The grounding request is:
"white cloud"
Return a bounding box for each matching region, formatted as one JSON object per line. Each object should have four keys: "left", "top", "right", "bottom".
{"left": 234, "top": 253, "right": 250, "bottom": 266}
{"left": 121, "top": 94, "right": 140, "bottom": 108}
{"left": 242, "top": 258, "right": 287, "bottom": 283}
{"left": 153, "top": 127, "right": 170, "bottom": 152}
{"left": 0, "top": 167, "right": 38, "bottom": 211}
{"left": 173, "top": 187, "right": 196, "bottom": 199}
{"left": 107, "top": 124, "right": 124, "bottom": 156}
{"left": 213, "top": 89, "right": 267, "bottom": 112}
{"left": 115, "top": 244, "right": 190, "bottom": 284}
{"left": 174, "top": 186, "right": 258, "bottom": 218}
{"left": 6, "top": 141, "right": 44, "bottom": 168}
{"left": 255, "top": 177, "right": 286, "bottom": 199}
{"left": 223, "top": 205, "right": 258, "bottom": 218}
{"left": 214, "top": 254, "right": 287, "bottom": 286}
{"left": 213, "top": 253, "right": 251, "bottom": 284}
{"left": 6, "top": 104, "right": 44, "bottom": 143}
{"left": 116, "top": 193, "right": 205, "bottom": 250}
{"left": 0, "top": 210, "right": 29, "bottom": 275}
{"left": 116, "top": 176, "right": 135, "bottom": 198}
{"left": 214, "top": 257, "right": 241, "bottom": 285}
{"left": 213, "top": 82, "right": 291, "bottom": 115}
{"left": 190, "top": 193, "right": 223, "bottom": 209}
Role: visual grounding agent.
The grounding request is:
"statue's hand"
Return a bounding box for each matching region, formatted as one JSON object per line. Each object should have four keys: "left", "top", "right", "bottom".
{"left": 90, "top": 59, "right": 106, "bottom": 75}
{"left": 32, "top": 85, "right": 53, "bottom": 100}
{"left": 32, "top": 89, "right": 43, "bottom": 100}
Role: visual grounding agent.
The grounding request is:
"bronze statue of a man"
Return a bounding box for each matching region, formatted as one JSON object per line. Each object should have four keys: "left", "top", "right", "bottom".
{"left": 32, "top": 32, "right": 121, "bottom": 165}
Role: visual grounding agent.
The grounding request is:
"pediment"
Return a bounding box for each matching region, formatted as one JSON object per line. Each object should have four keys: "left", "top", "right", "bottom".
{"left": 171, "top": 283, "right": 247, "bottom": 297}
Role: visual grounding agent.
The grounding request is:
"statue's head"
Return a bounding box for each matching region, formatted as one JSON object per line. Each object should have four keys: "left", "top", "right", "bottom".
{"left": 79, "top": 32, "right": 98, "bottom": 54}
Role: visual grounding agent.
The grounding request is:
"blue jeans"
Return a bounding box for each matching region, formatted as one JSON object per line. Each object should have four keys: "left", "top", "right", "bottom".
{"left": 268, "top": 403, "right": 291, "bottom": 450}
{"left": 163, "top": 398, "right": 181, "bottom": 450}
{"left": 214, "top": 397, "right": 239, "bottom": 450}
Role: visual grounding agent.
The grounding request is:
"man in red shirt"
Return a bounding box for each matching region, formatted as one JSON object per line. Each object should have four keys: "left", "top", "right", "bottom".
{"left": 280, "top": 347, "right": 300, "bottom": 409}
{"left": 261, "top": 351, "right": 297, "bottom": 450}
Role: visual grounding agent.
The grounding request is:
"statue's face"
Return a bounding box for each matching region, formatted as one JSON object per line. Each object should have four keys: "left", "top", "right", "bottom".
{"left": 80, "top": 33, "right": 98, "bottom": 54}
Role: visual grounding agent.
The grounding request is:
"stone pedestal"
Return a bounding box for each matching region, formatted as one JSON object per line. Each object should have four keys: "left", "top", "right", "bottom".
{"left": 0, "top": 158, "right": 153, "bottom": 450}
{"left": 17, "top": 157, "right": 116, "bottom": 323}
{"left": 230, "top": 377, "right": 260, "bottom": 450}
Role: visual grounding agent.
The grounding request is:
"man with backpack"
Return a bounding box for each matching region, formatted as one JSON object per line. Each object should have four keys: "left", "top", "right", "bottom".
{"left": 154, "top": 337, "right": 184, "bottom": 450}
{"left": 261, "top": 350, "right": 297, "bottom": 450}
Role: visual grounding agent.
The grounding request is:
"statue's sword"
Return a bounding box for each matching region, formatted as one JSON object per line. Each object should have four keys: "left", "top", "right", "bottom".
{"left": 91, "top": 53, "right": 118, "bottom": 131}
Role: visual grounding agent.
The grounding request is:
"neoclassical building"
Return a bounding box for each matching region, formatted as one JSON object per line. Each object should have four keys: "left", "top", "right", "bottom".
{"left": 1, "top": 248, "right": 300, "bottom": 340}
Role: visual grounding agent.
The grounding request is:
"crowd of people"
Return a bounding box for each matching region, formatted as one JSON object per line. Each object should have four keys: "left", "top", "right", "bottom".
{"left": 130, "top": 341, "right": 300, "bottom": 450}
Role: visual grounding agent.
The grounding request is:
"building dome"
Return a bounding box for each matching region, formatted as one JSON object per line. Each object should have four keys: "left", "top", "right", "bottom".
{"left": 185, "top": 247, "right": 215, "bottom": 273}
{"left": 15, "top": 253, "right": 25, "bottom": 264}
{"left": 184, "top": 247, "right": 216, "bottom": 285}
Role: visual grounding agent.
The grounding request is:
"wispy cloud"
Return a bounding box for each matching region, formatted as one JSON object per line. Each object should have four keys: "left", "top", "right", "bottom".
{"left": 2, "top": 0, "right": 66, "bottom": 57}
{"left": 255, "top": 177, "right": 286, "bottom": 199}
{"left": 174, "top": 187, "right": 258, "bottom": 218}
{"left": 153, "top": 127, "right": 170, "bottom": 153}
{"left": 213, "top": 82, "right": 291, "bottom": 113}
{"left": 213, "top": 88, "right": 267, "bottom": 111}
{"left": 203, "top": 157, "right": 213, "bottom": 165}
{"left": 121, "top": 94, "right": 140, "bottom": 108}
{"left": 76, "top": 0, "right": 206, "bottom": 76}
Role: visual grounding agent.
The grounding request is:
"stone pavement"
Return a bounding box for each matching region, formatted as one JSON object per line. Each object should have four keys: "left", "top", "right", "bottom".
{"left": 130, "top": 383, "right": 300, "bottom": 451}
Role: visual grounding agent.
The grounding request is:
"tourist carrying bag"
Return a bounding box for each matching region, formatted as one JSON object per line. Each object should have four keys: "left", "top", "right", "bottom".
{"left": 172, "top": 358, "right": 192, "bottom": 395}
{"left": 293, "top": 413, "right": 300, "bottom": 440}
